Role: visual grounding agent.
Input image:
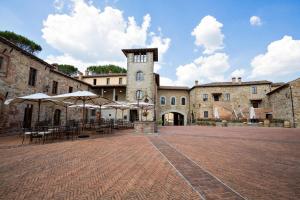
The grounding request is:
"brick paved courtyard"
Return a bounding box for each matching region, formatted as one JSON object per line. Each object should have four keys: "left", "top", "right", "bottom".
{"left": 0, "top": 126, "right": 299, "bottom": 200}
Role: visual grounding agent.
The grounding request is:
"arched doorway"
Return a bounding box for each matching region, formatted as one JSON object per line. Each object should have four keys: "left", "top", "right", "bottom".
{"left": 162, "top": 112, "right": 184, "bottom": 126}
{"left": 53, "top": 109, "right": 61, "bottom": 126}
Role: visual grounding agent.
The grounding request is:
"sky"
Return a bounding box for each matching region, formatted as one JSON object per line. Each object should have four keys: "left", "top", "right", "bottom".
{"left": 1, "top": 0, "right": 300, "bottom": 86}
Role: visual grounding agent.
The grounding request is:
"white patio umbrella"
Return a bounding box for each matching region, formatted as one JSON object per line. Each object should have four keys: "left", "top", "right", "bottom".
{"left": 50, "top": 91, "right": 112, "bottom": 128}
{"left": 106, "top": 101, "right": 131, "bottom": 121}
{"left": 5, "top": 93, "right": 55, "bottom": 124}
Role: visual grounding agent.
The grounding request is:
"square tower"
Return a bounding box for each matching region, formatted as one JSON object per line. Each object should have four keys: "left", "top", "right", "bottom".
{"left": 122, "top": 48, "right": 158, "bottom": 121}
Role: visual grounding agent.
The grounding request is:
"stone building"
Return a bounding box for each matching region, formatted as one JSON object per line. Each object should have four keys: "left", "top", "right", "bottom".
{"left": 265, "top": 78, "right": 300, "bottom": 128}
{"left": 0, "top": 36, "right": 90, "bottom": 130}
{"left": 0, "top": 35, "right": 299, "bottom": 131}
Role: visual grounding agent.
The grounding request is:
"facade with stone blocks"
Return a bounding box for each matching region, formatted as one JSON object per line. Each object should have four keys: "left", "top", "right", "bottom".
{"left": 0, "top": 35, "right": 299, "bottom": 131}
{"left": 266, "top": 78, "right": 300, "bottom": 127}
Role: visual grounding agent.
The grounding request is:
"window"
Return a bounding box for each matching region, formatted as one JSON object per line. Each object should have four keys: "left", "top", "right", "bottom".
{"left": 106, "top": 78, "right": 110, "bottom": 85}
{"left": 204, "top": 111, "right": 208, "bottom": 118}
{"left": 115, "top": 95, "right": 118, "bottom": 101}
{"left": 224, "top": 93, "right": 230, "bottom": 101}
{"left": 213, "top": 94, "right": 220, "bottom": 101}
{"left": 0, "top": 56, "right": 3, "bottom": 69}
{"left": 181, "top": 97, "right": 186, "bottom": 105}
{"left": 136, "top": 71, "right": 144, "bottom": 81}
{"left": 93, "top": 79, "right": 97, "bottom": 85}
{"left": 202, "top": 94, "right": 208, "bottom": 101}
{"left": 133, "top": 53, "right": 147, "bottom": 63}
{"left": 28, "top": 67, "right": 37, "bottom": 86}
{"left": 252, "top": 86, "right": 257, "bottom": 94}
{"left": 119, "top": 77, "right": 123, "bottom": 84}
{"left": 91, "top": 110, "right": 96, "bottom": 116}
{"left": 171, "top": 97, "right": 176, "bottom": 105}
{"left": 136, "top": 90, "right": 144, "bottom": 100}
{"left": 69, "top": 86, "right": 73, "bottom": 93}
{"left": 52, "top": 81, "right": 58, "bottom": 94}
{"left": 160, "top": 96, "right": 166, "bottom": 105}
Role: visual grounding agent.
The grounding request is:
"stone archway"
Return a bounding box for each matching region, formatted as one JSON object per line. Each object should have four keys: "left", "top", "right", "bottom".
{"left": 161, "top": 110, "right": 187, "bottom": 126}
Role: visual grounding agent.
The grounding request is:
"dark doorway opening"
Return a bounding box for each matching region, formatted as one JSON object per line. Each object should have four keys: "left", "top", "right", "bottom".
{"left": 212, "top": 93, "right": 221, "bottom": 101}
{"left": 162, "top": 112, "right": 184, "bottom": 126}
{"left": 23, "top": 104, "right": 33, "bottom": 128}
{"left": 54, "top": 109, "right": 61, "bottom": 126}
{"left": 130, "top": 109, "right": 139, "bottom": 122}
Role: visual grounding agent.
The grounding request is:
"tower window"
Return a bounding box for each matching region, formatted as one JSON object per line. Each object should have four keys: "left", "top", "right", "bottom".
{"left": 136, "top": 90, "right": 144, "bottom": 100}
{"left": 69, "top": 86, "right": 73, "bottom": 93}
{"left": 93, "top": 79, "right": 97, "bottom": 85}
{"left": 106, "top": 78, "right": 110, "bottom": 85}
{"left": 134, "top": 53, "right": 147, "bottom": 63}
{"left": 119, "top": 77, "right": 123, "bottom": 84}
{"left": 136, "top": 71, "right": 144, "bottom": 81}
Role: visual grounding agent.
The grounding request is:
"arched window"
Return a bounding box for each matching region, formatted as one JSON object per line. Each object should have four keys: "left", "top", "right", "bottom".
{"left": 136, "top": 71, "right": 144, "bottom": 81}
{"left": 136, "top": 90, "right": 144, "bottom": 100}
{"left": 160, "top": 96, "right": 166, "bottom": 105}
{"left": 181, "top": 97, "right": 186, "bottom": 105}
{"left": 171, "top": 97, "right": 176, "bottom": 105}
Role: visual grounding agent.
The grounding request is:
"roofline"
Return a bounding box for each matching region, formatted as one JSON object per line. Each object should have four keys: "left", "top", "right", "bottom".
{"left": 122, "top": 48, "right": 158, "bottom": 61}
{"left": 189, "top": 81, "right": 272, "bottom": 90}
{"left": 50, "top": 69, "right": 91, "bottom": 86}
{"left": 159, "top": 86, "right": 189, "bottom": 90}
{"left": 0, "top": 36, "right": 55, "bottom": 70}
{"left": 267, "top": 84, "right": 289, "bottom": 95}
{"left": 90, "top": 85, "right": 126, "bottom": 88}
{"left": 76, "top": 73, "right": 127, "bottom": 78}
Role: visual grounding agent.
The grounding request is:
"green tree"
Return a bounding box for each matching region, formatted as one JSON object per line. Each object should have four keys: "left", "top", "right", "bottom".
{"left": 87, "top": 64, "right": 126, "bottom": 74}
{"left": 0, "top": 31, "right": 42, "bottom": 54}
{"left": 58, "top": 64, "right": 79, "bottom": 76}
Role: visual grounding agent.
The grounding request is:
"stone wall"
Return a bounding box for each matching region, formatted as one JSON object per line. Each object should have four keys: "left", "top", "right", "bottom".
{"left": 125, "top": 52, "right": 155, "bottom": 121}
{"left": 267, "top": 78, "right": 300, "bottom": 128}
{"left": 189, "top": 84, "right": 271, "bottom": 120}
{"left": 157, "top": 89, "right": 189, "bottom": 125}
{"left": 0, "top": 41, "right": 90, "bottom": 131}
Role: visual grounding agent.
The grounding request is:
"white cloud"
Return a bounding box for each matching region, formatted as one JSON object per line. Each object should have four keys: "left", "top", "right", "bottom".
{"left": 169, "top": 53, "right": 230, "bottom": 86}
{"left": 160, "top": 76, "right": 176, "bottom": 86}
{"left": 250, "top": 36, "right": 300, "bottom": 79}
{"left": 53, "top": 0, "right": 65, "bottom": 12}
{"left": 42, "top": 0, "right": 170, "bottom": 72}
{"left": 231, "top": 69, "right": 245, "bottom": 78}
{"left": 191, "top": 15, "right": 224, "bottom": 54}
{"left": 250, "top": 16, "right": 262, "bottom": 26}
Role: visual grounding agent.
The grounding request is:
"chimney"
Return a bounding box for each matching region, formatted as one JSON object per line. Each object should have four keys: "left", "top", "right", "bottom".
{"left": 232, "top": 77, "right": 236, "bottom": 83}
{"left": 195, "top": 80, "right": 199, "bottom": 85}
{"left": 78, "top": 72, "right": 83, "bottom": 80}
{"left": 238, "top": 77, "right": 242, "bottom": 84}
{"left": 85, "top": 70, "right": 89, "bottom": 76}
{"left": 52, "top": 63, "right": 59, "bottom": 70}
{"left": 108, "top": 70, "right": 112, "bottom": 74}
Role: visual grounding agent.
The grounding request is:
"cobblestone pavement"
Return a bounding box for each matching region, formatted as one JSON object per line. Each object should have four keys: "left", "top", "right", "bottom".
{"left": 0, "top": 131, "right": 200, "bottom": 200}
{"left": 149, "top": 136, "right": 245, "bottom": 200}
{"left": 159, "top": 126, "right": 300, "bottom": 200}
